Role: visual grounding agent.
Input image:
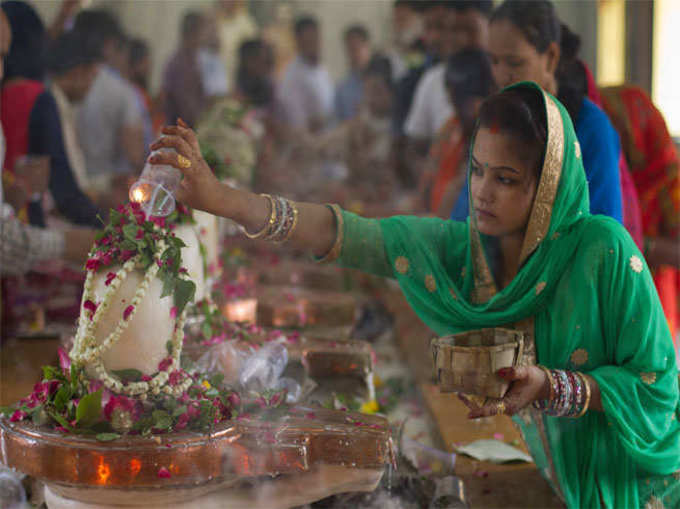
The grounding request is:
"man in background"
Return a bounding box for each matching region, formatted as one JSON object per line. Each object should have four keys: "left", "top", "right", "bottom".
{"left": 335, "top": 24, "right": 373, "bottom": 122}
{"left": 162, "top": 11, "right": 207, "bottom": 127}
{"left": 74, "top": 10, "right": 145, "bottom": 189}
{"left": 276, "top": 15, "right": 334, "bottom": 134}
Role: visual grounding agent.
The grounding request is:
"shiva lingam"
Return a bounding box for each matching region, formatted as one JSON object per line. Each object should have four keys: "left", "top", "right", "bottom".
{"left": 0, "top": 204, "right": 394, "bottom": 509}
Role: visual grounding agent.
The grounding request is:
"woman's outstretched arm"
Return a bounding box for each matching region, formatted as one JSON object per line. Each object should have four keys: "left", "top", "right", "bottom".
{"left": 148, "top": 122, "right": 337, "bottom": 259}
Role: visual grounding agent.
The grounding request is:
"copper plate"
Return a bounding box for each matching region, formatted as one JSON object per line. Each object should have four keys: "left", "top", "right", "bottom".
{"left": 0, "top": 406, "right": 393, "bottom": 489}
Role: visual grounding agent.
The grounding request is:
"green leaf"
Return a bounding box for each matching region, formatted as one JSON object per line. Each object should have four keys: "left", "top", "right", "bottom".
{"left": 120, "top": 239, "right": 137, "bottom": 251}
{"left": 42, "top": 365, "right": 64, "bottom": 382}
{"left": 122, "top": 223, "right": 139, "bottom": 240}
{"left": 109, "top": 209, "right": 122, "bottom": 226}
{"left": 47, "top": 410, "right": 73, "bottom": 431}
{"left": 32, "top": 407, "right": 49, "bottom": 426}
{"left": 166, "top": 340, "right": 173, "bottom": 356}
{"left": 139, "top": 252, "right": 152, "bottom": 269}
{"left": 172, "top": 405, "right": 187, "bottom": 418}
{"left": 174, "top": 279, "right": 196, "bottom": 315}
{"left": 76, "top": 390, "right": 102, "bottom": 427}
{"left": 111, "top": 369, "right": 144, "bottom": 382}
{"left": 70, "top": 364, "right": 80, "bottom": 392}
{"left": 160, "top": 272, "right": 175, "bottom": 298}
{"left": 171, "top": 236, "right": 186, "bottom": 249}
{"left": 152, "top": 410, "right": 172, "bottom": 430}
{"left": 96, "top": 432, "right": 121, "bottom": 442}
{"left": 53, "top": 386, "right": 72, "bottom": 412}
{"left": 201, "top": 321, "right": 213, "bottom": 340}
{"left": 0, "top": 406, "right": 14, "bottom": 416}
{"left": 209, "top": 373, "right": 224, "bottom": 388}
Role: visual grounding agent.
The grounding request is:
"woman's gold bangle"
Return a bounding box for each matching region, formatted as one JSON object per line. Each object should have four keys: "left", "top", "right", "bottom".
{"left": 244, "top": 194, "right": 276, "bottom": 239}
{"left": 575, "top": 372, "right": 591, "bottom": 418}
{"left": 537, "top": 365, "right": 554, "bottom": 401}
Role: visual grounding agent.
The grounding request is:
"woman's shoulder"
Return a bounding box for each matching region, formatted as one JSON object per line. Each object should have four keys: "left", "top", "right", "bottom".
{"left": 577, "top": 98, "right": 616, "bottom": 133}
{"left": 576, "top": 216, "right": 639, "bottom": 258}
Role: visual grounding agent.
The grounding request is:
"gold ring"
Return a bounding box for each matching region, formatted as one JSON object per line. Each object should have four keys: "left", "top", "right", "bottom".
{"left": 177, "top": 154, "right": 192, "bottom": 169}
{"left": 496, "top": 401, "right": 506, "bottom": 415}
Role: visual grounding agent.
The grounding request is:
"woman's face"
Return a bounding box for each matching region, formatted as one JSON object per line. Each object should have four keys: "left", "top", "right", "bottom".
{"left": 364, "top": 74, "right": 392, "bottom": 117}
{"left": 470, "top": 127, "right": 538, "bottom": 237}
{"left": 488, "top": 19, "right": 558, "bottom": 93}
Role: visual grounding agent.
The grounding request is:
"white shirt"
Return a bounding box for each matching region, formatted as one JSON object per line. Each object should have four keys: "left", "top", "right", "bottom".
{"left": 198, "top": 48, "right": 229, "bottom": 97}
{"left": 277, "top": 57, "right": 334, "bottom": 131}
{"left": 76, "top": 66, "right": 142, "bottom": 179}
{"left": 404, "top": 63, "right": 454, "bottom": 140}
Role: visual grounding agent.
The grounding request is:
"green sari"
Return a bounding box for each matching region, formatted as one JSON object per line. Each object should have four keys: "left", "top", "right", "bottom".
{"left": 330, "top": 82, "right": 680, "bottom": 508}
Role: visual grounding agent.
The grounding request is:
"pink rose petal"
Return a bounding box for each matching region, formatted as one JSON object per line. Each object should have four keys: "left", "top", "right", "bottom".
{"left": 123, "top": 305, "right": 134, "bottom": 321}
{"left": 157, "top": 467, "right": 171, "bottom": 479}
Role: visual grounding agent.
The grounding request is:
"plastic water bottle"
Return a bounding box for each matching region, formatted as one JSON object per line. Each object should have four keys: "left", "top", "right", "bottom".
{"left": 129, "top": 146, "right": 182, "bottom": 217}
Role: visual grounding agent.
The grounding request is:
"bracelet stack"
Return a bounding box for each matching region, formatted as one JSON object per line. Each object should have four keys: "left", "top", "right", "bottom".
{"left": 244, "top": 194, "right": 299, "bottom": 243}
{"left": 532, "top": 366, "right": 591, "bottom": 418}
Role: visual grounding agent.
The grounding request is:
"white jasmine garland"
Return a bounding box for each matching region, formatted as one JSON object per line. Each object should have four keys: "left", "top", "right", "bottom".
{"left": 71, "top": 238, "right": 192, "bottom": 398}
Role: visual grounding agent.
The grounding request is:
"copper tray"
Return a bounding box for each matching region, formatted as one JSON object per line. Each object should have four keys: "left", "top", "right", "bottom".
{"left": 256, "top": 287, "right": 357, "bottom": 329}
{"left": 0, "top": 406, "right": 393, "bottom": 489}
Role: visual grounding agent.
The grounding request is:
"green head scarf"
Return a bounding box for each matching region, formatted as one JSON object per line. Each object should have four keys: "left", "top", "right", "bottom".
{"left": 337, "top": 82, "right": 680, "bottom": 507}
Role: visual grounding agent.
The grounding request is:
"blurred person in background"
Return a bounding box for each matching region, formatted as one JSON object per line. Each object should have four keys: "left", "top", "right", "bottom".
{"left": 451, "top": 0, "right": 626, "bottom": 229}
{"left": 600, "top": 84, "right": 680, "bottom": 338}
{"left": 403, "top": 0, "right": 493, "bottom": 176}
{"left": 1, "top": 0, "right": 100, "bottom": 228}
{"left": 335, "top": 24, "right": 373, "bottom": 122}
{"left": 0, "top": 7, "right": 94, "bottom": 336}
{"left": 421, "top": 49, "right": 496, "bottom": 217}
{"left": 215, "top": 0, "right": 257, "bottom": 83}
{"left": 316, "top": 56, "right": 397, "bottom": 208}
{"left": 385, "top": 0, "right": 424, "bottom": 83}
{"left": 276, "top": 15, "right": 334, "bottom": 134}
{"left": 74, "top": 9, "right": 145, "bottom": 192}
{"left": 162, "top": 10, "right": 207, "bottom": 127}
{"left": 127, "top": 38, "right": 159, "bottom": 146}
{"left": 198, "top": 14, "right": 229, "bottom": 102}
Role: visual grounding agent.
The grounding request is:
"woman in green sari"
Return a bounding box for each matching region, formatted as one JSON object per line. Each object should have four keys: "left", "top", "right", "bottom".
{"left": 150, "top": 82, "right": 680, "bottom": 508}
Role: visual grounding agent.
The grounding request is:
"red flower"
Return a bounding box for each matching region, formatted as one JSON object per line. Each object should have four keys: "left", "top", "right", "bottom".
{"left": 157, "top": 467, "right": 171, "bottom": 479}
{"left": 83, "top": 300, "right": 98, "bottom": 320}
{"left": 85, "top": 258, "right": 100, "bottom": 272}
{"left": 123, "top": 305, "right": 134, "bottom": 321}
{"left": 178, "top": 267, "right": 188, "bottom": 274}
{"left": 58, "top": 347, "right": 71, "bottom": 373}
{"left": 174, "top": 412, "right": 190, "bottom": 430}
{"left": 169, "top": 307, "right": 178, "bottom": 319}
{"left": 135, "top": 228, "right": 145, "bottom": 240}
{"left": 121, "top": 250, "right": 136, "bottom": 262}
{"left": 158, "top": 358, "right": 173, "bottom": 372}
{"left": 168, "top": 370, "right": 183, "bottom": 386}
{"left": 9, "top": 409, "right": 27, "bottom": 422}
{"left": 99, "top": 252, "right": 113, "bottom": 266}
{"left": 227, "top": 392, "right": 241, "bottom": 407}
{"left": 104, "top": 272, "right": 117, "bottom": 286}
{"left": 150, "top": 216, "right": 166, "bottom": 229}
{"left": 103, "top": 395, "right": 139, "bottom": 432}
{"left": 141, "top": 375, "right": 152, "bottom": 382}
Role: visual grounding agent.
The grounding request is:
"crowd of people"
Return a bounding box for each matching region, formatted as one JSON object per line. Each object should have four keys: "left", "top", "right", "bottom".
{"left": 3, "top": 0, "right": 675, "bottom": 339}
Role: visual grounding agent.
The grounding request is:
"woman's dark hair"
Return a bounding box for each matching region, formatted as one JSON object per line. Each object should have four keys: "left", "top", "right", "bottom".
{"left": 476, "top": 87, "right": 548, "bottom": 179}
{"left": 46, "top": 30, "right": 99, "bottom": 76}
{"left": 491, "top": 0, "right": 585, "bottom": 120}
{"left": 363, "top": 54, "right": 393, "bottom": 91}
{"left": 129, "top": 38, "right": 149, "bottom": 67}
{"left": 554, "top": 23, "right": 586, "bottom": 119}
{"left": 73, "top": 9, "right": 125, "bottom": 60}
{"left": 445, "top": 49, "right": 495, "bottom": 112}
{"left": 237, "top": 38, "right": 273, "bottom": 107}
{"left": 1, "top": 0, "right": 46, "bottom": 81}
{"left": 294, "top": 15, "right": 318, "bottom": 37}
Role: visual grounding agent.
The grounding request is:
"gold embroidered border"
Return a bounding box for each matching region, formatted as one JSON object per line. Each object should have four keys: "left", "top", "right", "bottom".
{"left": 518, "top": 92, "right": 564, "bottom": 265}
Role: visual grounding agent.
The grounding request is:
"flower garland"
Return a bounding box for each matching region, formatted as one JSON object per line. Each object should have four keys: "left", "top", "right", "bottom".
{"left": 70, "top": 203, "right": 197, "bottom": 398}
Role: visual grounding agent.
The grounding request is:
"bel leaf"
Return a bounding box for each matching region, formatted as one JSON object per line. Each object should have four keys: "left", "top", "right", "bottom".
{"left": 112, "top": 369, "right": 144, "bottom": 382}
{"left": 53, "top": 386, "right": 73, "bottom": 412}
{"left": 76, "top": 389, "right": 102, "bottom": 427}
{"left": 96, "top": 432, "right": 121, "bottom": 442}
{"left": 174, "top": 279, "right": 196, "bottom": 315}
{"left": 122, "top": 223, "right": 139, "bottom": 241}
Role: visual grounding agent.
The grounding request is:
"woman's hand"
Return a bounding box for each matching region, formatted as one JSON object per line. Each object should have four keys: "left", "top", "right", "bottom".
{"left": 148, "top": 120, "right": 223, "bottom": 215}
{"left": 458, "top": 366, "right": 549, "bottom": 419}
